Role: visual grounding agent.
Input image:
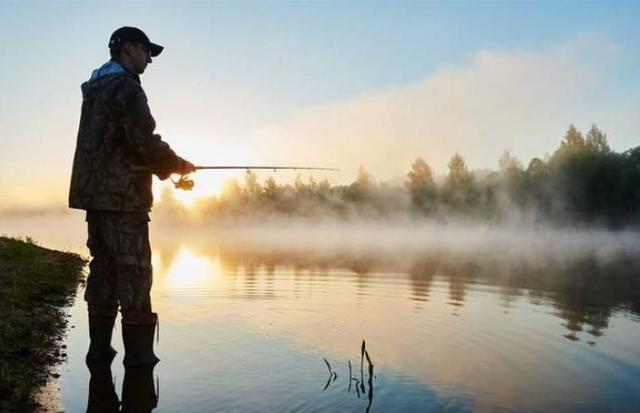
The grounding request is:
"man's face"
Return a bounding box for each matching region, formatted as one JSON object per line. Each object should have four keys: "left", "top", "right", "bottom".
{"left": 124, "top": 42, "right": 152, "bottom": 74}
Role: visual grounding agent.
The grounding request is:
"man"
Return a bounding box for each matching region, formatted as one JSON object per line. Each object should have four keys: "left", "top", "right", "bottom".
{"left": 69, "top": 27, "right": 195, "bottom": 366}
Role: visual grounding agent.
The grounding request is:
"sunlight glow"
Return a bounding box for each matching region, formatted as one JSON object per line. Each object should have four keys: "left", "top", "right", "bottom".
{"left": 162, "top": 245, "right": 220, "bottom": 290}
{"left": 153, "top": 170, "right": 251, "bottom": 208}
{"left": 172, "top": 180, "right": 205, "bottom": 208}
{"left": 149, "top": 131, "right": 258, "bottom": 208}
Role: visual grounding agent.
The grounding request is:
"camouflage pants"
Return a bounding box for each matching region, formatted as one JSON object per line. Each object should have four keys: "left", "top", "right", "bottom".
{"left": 85, "top": 211, "right": 153, "bottom": 319}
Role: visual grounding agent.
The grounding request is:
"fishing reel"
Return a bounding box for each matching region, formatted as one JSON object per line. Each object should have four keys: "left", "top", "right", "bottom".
{"left": 171, "top": 174, "right": 195, "bottom": 191}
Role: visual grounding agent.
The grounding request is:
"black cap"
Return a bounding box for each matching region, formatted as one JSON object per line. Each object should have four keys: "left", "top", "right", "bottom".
{"left": 109, "top": 27, "right": 163, "bottom": 57}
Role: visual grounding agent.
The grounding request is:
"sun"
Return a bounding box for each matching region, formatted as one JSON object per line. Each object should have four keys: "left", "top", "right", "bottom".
{"left": 154, "top": 170, "right": 244, "bottom": 208}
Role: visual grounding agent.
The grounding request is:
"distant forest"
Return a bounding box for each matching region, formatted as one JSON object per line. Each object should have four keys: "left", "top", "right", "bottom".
{"left": 157, "top": 124, "right": 640, "bottom": 226}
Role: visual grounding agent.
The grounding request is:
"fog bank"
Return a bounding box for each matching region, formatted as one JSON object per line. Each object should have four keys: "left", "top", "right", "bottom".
{"left": 154, "top": 216, "right": 640, "bottom": 267}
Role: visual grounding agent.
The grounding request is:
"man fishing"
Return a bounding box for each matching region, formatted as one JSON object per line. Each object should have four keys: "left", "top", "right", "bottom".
{"left": 69, "top": 26, "right": 195, "bottom": 366}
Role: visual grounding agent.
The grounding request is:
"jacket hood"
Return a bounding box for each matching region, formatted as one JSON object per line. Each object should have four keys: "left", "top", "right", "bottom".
{"left": 90, "top": 59, "right": 125, "bottom": 80}
{"left": 81, "top": 60, "right": 137, "bottom": 100}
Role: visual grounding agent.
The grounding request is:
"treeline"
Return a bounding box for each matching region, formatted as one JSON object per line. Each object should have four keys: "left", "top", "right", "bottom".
{"left": 156, "top": 124, "right": 640, "bottom": 226}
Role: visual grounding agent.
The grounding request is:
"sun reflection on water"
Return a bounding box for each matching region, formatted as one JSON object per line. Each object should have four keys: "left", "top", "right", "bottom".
{"left": 158, "top": 245, "right": 220, "bottom": 291}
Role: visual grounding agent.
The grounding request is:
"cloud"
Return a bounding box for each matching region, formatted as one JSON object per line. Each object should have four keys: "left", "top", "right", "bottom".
{"left": 254, "top": 34, "right": 625, "bottom": 182}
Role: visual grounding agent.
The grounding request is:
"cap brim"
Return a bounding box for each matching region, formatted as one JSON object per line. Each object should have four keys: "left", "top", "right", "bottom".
{"left": 149, "top": 43, "right": 163, "bottom": 57}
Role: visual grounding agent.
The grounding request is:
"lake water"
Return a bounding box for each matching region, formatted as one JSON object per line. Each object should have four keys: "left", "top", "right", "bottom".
{"left": 3, "top": 212, "right": 640, "bottom": 412}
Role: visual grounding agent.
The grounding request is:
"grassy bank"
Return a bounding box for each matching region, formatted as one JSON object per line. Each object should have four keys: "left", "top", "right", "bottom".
{"left": 0, "top": 236, "right": 85, "bottom": 412}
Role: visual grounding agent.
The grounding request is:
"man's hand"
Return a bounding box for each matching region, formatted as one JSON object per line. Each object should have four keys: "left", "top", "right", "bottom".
{"left": 178, "top": 158, "right": 196, "bottom": 175}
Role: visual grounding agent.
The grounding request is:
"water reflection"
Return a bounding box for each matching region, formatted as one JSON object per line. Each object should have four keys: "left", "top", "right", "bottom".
{"left": 121, "top": 365, "right": 159, "bottom": 413}
{"left": 154, "top": 238, "right": 640, "bottom": 342}
{"left": 408, "top": 257, "right": 437, "bottom": 305}
{"left": 162, "top": 246, "right": 220, "bottom": 291}
{"left": 86, "top": 360, "right": 158, "bottom": 412}
{"left": 121, "top": 236, "right": 640, "bottom": 411}
{"left": 4, "top": 216, "right": 640, "bottom": 412}
{"left": 86, "top": 360, "right": 119, "bottom": 412}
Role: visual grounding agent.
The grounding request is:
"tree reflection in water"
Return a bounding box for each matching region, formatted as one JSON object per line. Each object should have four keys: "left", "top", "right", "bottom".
{"left": 155, "top": 239, "right": 640, "bottom": 342}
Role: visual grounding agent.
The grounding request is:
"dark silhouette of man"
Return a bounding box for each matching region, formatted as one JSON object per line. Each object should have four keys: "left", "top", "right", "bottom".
{"left": 69, "top": 27, "right": 194, "bottom": 366}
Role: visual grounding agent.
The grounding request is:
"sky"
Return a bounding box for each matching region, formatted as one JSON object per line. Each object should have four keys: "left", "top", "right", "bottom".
{"left": 1, "top": 1, "right": 639, "bottom": 208}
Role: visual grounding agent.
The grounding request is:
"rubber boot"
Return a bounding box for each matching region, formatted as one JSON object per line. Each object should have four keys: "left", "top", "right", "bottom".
{"left": 122, "top": 312, "right": 160, "bottom": 366}
{"left": 121, "top": 364, "right": 159, "bottom": 413}
{"left": 86, "top": 315, "right": 117, "bottom": 363}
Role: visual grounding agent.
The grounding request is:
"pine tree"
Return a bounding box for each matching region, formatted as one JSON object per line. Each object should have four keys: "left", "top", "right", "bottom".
{"left": 562, "top": 124, "right": 586, "bottom": 150}
{"left": 585, "top": 123, "right": 611, "bottom": 153}
{"left": 447, "top": 153, "right": 472, "bottom": 186}
{"left": 406, "top": 158, "right": 436, "bottom": 212}
{"left": 407, "top": 158, "right": 435, "bottom": 187}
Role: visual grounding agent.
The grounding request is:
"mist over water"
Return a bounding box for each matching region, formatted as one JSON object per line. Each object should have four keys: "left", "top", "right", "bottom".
{"left": 153, "top": 216, "right": 640, "bottom": 323}
{"left": 148, "top": 216, "right": 640, "bottom": 269}
{"left": 3, "top": 210, "right": 640, "bottom": 275}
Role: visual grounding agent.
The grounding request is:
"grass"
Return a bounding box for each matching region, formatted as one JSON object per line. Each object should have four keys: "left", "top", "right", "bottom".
{"left": 0, "top": 236, "right": 85, "bottom": 412}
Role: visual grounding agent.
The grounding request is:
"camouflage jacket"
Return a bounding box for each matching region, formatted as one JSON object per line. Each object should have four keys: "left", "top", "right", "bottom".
{"left": 69, "top": 63, "right": 186, "bottom": 212}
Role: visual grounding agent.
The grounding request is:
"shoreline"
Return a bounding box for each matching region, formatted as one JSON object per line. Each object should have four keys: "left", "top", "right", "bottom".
{"left": 0, "top": 236, "right": 85, "bottom": 412}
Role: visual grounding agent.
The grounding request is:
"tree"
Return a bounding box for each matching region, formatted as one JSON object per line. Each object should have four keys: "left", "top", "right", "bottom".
{"left": 497, "top": 151, "right": 525, "bottom": 207}
{"left": 263, "top": 176, "right": 281, "bottom": 201}
{"left": 356, "top": 165, "right": 373, "bottom": 187}
{"left": 345, "top": 165, "right": 375, "bottom": 204}
{"left": 220, "top": 179, "right": 242, "bottom": 202}
{"left": 407, "top": 158, "right": 435, "bottom": 187}
{"left": 563, "top": 124, "right": 586, "bottom": 150}
{"left": 526, "top": 158, "right": 547, "bottom": 177}
{"left": 318, "top": 179, "right": 331, "bottom": 195}
{"left": 406, "top": 158, "right": 436, "bottom": 213}
{"left": 553, "top": 124, "right": 586, "bottom": 162}
{"left": 243, "top": 170, "right": 262, "bottom": 200}
{"left": 447, "top": 153, "right": 472, "bottom": 186}
{"left": 294, "top": 174, "right": 308, "bottom": 195}
{"left": 585, "top": 124, "right": 611, "bottom": 153}
{"left": 498, "top": 151, "right": 522, "bottom": 174}
{"left": 443, "top": 153, "right": 476, "bottom": 212}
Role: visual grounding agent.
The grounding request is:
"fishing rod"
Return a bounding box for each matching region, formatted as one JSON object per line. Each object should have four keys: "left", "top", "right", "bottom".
{"left": 173, "top": 165, "right": 340, "bottom": 190}
{"left": 195, "top": 166, "right": 339, "bottom": 171}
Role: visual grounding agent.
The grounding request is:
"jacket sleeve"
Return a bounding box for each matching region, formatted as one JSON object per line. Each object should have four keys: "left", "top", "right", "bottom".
{"left": 116, "top": 77, "right": 187, "bottom": 180}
